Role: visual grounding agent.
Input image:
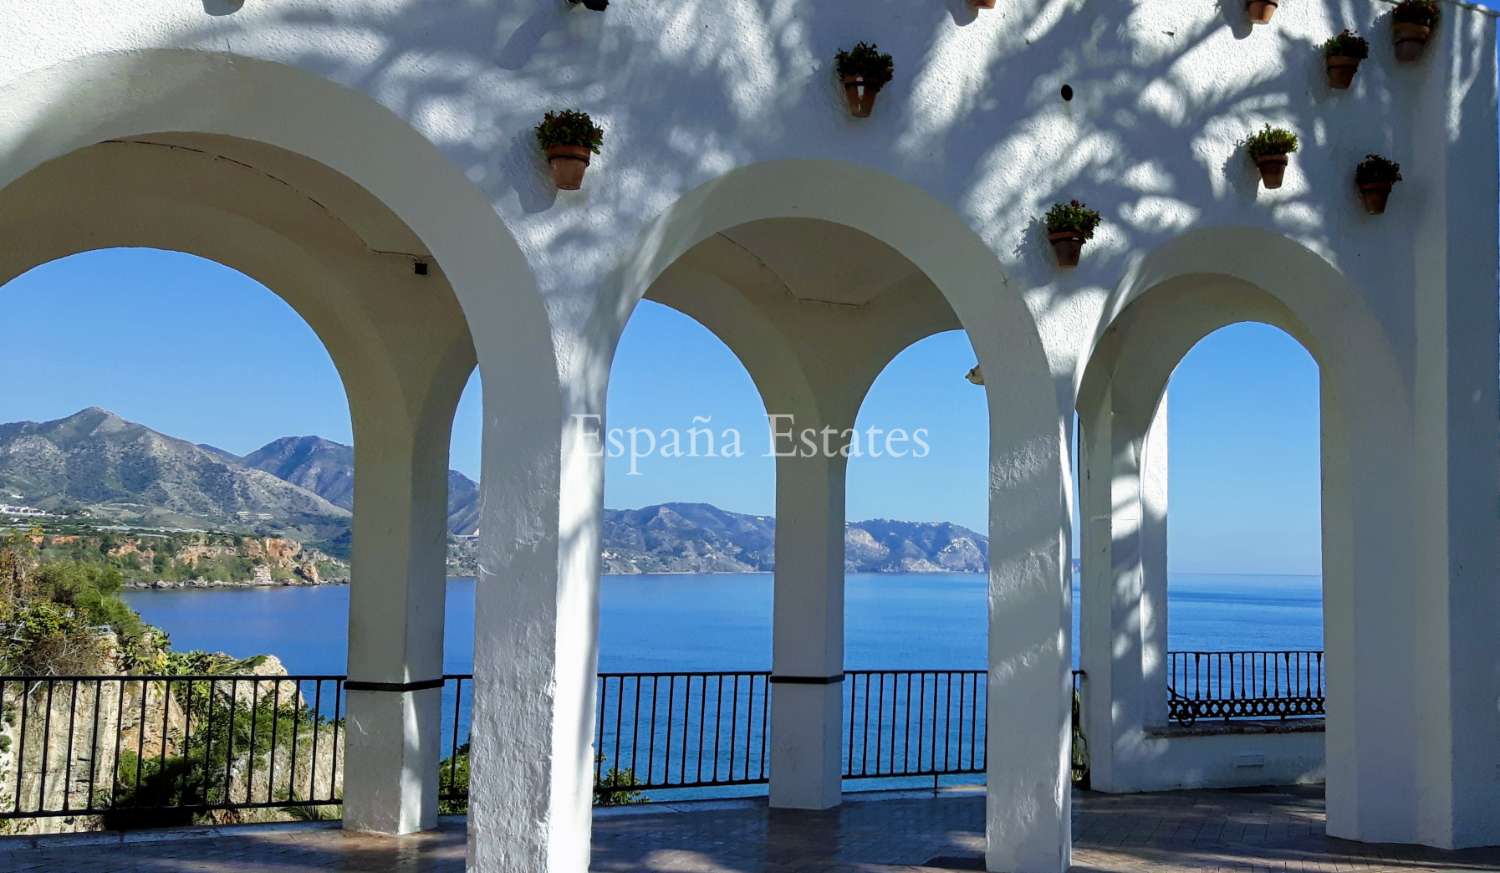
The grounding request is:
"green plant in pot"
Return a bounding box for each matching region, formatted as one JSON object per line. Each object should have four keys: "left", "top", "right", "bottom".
{"left": 1247, "top": 0, "right": 1278, "bottom": 25}
{"left": 835, "top": 42, "right": 894, "bottom": 118}
{"left": 1323, "top": 30, "right": 1369, "bottom": 90}
{"left": 1392, "top": 0, "right": 1439, "bottom": 63}
{"left": 536, "top": 110, "right": 604, "bottom": 191}
{"left": 1044, "top": 200, "right": 1102, "bottom": 268}
{"left": 1242, "top": 125, "right": 1299, "bottom": 190}
{"left": 1355, "top": 154, "right": 1402, "bottom": 215}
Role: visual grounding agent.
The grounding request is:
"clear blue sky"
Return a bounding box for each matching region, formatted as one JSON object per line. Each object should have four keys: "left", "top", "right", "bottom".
{"left": 0, "top": 248, "right": 1321, "bottom": 574}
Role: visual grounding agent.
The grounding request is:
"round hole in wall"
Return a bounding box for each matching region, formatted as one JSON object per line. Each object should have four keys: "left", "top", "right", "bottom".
{"left": 1061, "top": 84, "right": 1074, "bottom": 102}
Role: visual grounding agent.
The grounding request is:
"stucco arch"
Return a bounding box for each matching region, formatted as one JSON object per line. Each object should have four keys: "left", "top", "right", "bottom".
{"left": 0, "top": 48, "right": 569, "bottom": 842}
{"left": 1076, "top": 227, "right": 1425, "bottom": 843}
{"left": 598, "top": 160, "right": 1074, "bottom": 873}
{"left": 0, "top": 138, "right": 475, "bottom": 422}
{"left": 1082, "top": 226, "right": 1408, "bottom": 419}
{"left": 0, "top": 50, "right": 560, "bottom": 523}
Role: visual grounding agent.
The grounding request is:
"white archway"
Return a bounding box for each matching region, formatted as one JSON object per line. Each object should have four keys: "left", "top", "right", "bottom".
{"left": 588, "top": 161, "right": 1074, "bottom": 873}
{"left": 0, "top": 49, "right": 563, "bottom": 851}
{"left": 1075, "top": 226, "right": 1485, "bottom": 850}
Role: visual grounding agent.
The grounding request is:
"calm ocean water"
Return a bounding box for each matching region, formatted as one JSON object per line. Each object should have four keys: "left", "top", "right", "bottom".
{"left": 121, "top": 572, "right": 1324, "bottom": 676}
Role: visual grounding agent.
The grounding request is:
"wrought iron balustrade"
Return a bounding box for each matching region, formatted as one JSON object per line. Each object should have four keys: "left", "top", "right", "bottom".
{"left": 843, "top": 670, "right": 986, "bottom": 779}
{"left": 1165, "top": 650, "right": 1325, "bottom": 724}
{"left": 2, "top": 667, "right": 1091, "bottom": 823}
{"left": 0, "top": 674, "right": 345, "bottom": 822}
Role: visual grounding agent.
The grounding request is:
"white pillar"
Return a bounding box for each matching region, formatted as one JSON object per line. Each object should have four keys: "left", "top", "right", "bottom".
{"left": 468, "top": 403, "right": 599, "bottom": 873}
{"left": 341, "top": 406, "right": 452, "bottom": 835}
{"left": 768, "top": 450, "right": 847, "bottom": 809}
{"left": 1325, "top": 13, "right": 1500, "bottom": 850}
{"left": 984, "top": 434, "right": 1072, "bottom": 873}
{"left": 1078, "top": 391, "right": 1168, "bottom": 793}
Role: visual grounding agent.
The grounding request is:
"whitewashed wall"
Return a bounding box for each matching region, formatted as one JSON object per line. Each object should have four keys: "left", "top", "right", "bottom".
{"left": 1, "top": 2, "right": 1496, "bottom": 872}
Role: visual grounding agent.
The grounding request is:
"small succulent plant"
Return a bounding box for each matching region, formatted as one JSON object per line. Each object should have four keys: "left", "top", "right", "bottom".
{"left": 1324, "top": 29, "right": 1370, "bottom": 59}
{"left": 1355, "top": 154, "right": 1403, "bottom": 185}
{"left": 535, "top": 110, "right": 605, "bottom": 154}
{"left": 1045, "top": 200, "right": 1104, "bottom": 239}
{"left": 835, "top": 42, "right": 895, "bottom": 88}
{"left": 1242, "top": 125, "right": 1300, "bottom": 159}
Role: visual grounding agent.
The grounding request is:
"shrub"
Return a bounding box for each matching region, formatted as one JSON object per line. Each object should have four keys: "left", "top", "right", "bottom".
{"left": 1323, "top": 29, "right": 1370, "bottom": 59}
{"left": 594, "top": 757, "right": 648, "bottom": 806}
{"left": 438, "top": 743, "right": 472, "bottom": 815}
{"left": 1243, "top": 125, "right": 1300, "bottom": 159}
{"left": 535, "top": 110, "right": 605, "bottom": 154}
{"left": 3, "top": 601, "right": 107, "bottom": 674}
{"left": 1356, "top": 154, "right": 1403, "bottom": 185}
{"left": 835, "top": 42, "right": 895, "bottom": 88}
{"left": 1044, "top": 200, "right": 1103, "bottom": 240}
{"left": 1392, "top": 0, "right": 1440, "bottom": 26}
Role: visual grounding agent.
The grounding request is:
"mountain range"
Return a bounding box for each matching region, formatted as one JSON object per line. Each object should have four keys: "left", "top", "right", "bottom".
{"left": 0, "top": 408, "right": 479, "bottom": 554}
{"left": 0, "top": 409, "right": 989, "bottom": 573}
{"left": 601, "top": 502, "right": 988, "bottom": 574}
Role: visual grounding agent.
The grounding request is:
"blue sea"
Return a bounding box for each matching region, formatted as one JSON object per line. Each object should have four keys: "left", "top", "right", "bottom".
{"left": 122, "top": 572, "right": 1323, "bottom": 676}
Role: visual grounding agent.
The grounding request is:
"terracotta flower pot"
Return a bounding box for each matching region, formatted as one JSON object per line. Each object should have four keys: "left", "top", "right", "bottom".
{"left": 841, "top": 75, "right": 883, "bottom": 118}
{"left": 1358, "top": 181, "right": 1393, "bottom": 215}
{"left": 1255, "top": 153, "right": 1289, "bottom": 189}
{"left": 1048, "top": 231, "right": 1085, "bottom": 268}
{"left": 546, "top": 144, "right": 592, "bottom": 190}
{"left": 1326, "top": 55, "right": 1362, "bottom": 90}
{"left": 1393, "top": 22, "right": 1431, "bottom": 63}
{"left": 1246, "top": 0, "right": 1277, "bottom": 24}
{"left": 971, "top": 0, "right": 997, "bottom": 7}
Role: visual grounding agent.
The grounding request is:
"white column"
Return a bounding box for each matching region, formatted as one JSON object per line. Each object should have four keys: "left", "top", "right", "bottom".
{"left": 769, "top": 450, "right": 847, "bottom": 810}
{"left": 1324, "top": 13, "right": 1500, "bottom": 850}
{"left": 342, "top": 407, "right": 452, "bottom": 834}
{"left": 1079, "top": 392, "right": 1168, "bottom": 793}
{"left": 468, "top": 403, "right": 599, "bottom": 873}
{"left": 985, "top": 434, "right": 1072, "bottom": 873}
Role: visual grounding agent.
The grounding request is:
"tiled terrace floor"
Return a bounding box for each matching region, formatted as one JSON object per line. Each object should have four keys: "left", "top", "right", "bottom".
{"left": 4, "top": 786, "right": 1499, "bottom": 872}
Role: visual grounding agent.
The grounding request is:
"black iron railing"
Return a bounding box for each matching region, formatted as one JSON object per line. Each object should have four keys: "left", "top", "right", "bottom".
{"left": 843, "top": 670, "right": 986, "bottom": 778}
{"left": 0, "top": 674, "right": 345, "bottom": 822}
{"left": 3, "top": 668, "right": 1090, "bottom": 822}
{"left": 1166, "top": 650, "right": 1325, "bottom": 724}
{"left": 593, "top": 671, "right": 770, "bottom": 799}
{"left": 438, "top": 674, "right": 471, "bottom": 810}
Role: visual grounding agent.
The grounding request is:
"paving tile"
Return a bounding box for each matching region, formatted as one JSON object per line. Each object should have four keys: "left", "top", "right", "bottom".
{"left": 1, "top": 787, "right": 1497, "bottom": 871}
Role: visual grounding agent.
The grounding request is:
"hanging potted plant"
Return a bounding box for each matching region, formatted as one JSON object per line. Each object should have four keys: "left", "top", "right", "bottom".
{"left": 1392, "top": 0, "right": 1440, "bottom": 63}
{"left": 1044, "top": 200, "right": 1103, "bottom": 268}
{"left": 1242, "top": 125, "right": 1299, "bottom": 190}
{"left": 535, "top": 110, "right": 605, "bottom": 191}
{"left": 1246, "top": 0, "right": 1278, "bottom": 25}
{"left": 835, "top": 42, "right": 894, "bottom": 118}
{"left": 1323, "top": 30, "right": 1369, "bottom": 90}
{"left": 1354, "top": 154, "right": 1402, "bottom": 215}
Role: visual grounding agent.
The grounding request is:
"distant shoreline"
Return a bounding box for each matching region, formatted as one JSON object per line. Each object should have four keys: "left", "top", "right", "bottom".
{"left": 124, "top": 577, "right": 350, "bottom": 590}
{"left": 122, "top": 569, "right": 1000, "bottom": 591}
